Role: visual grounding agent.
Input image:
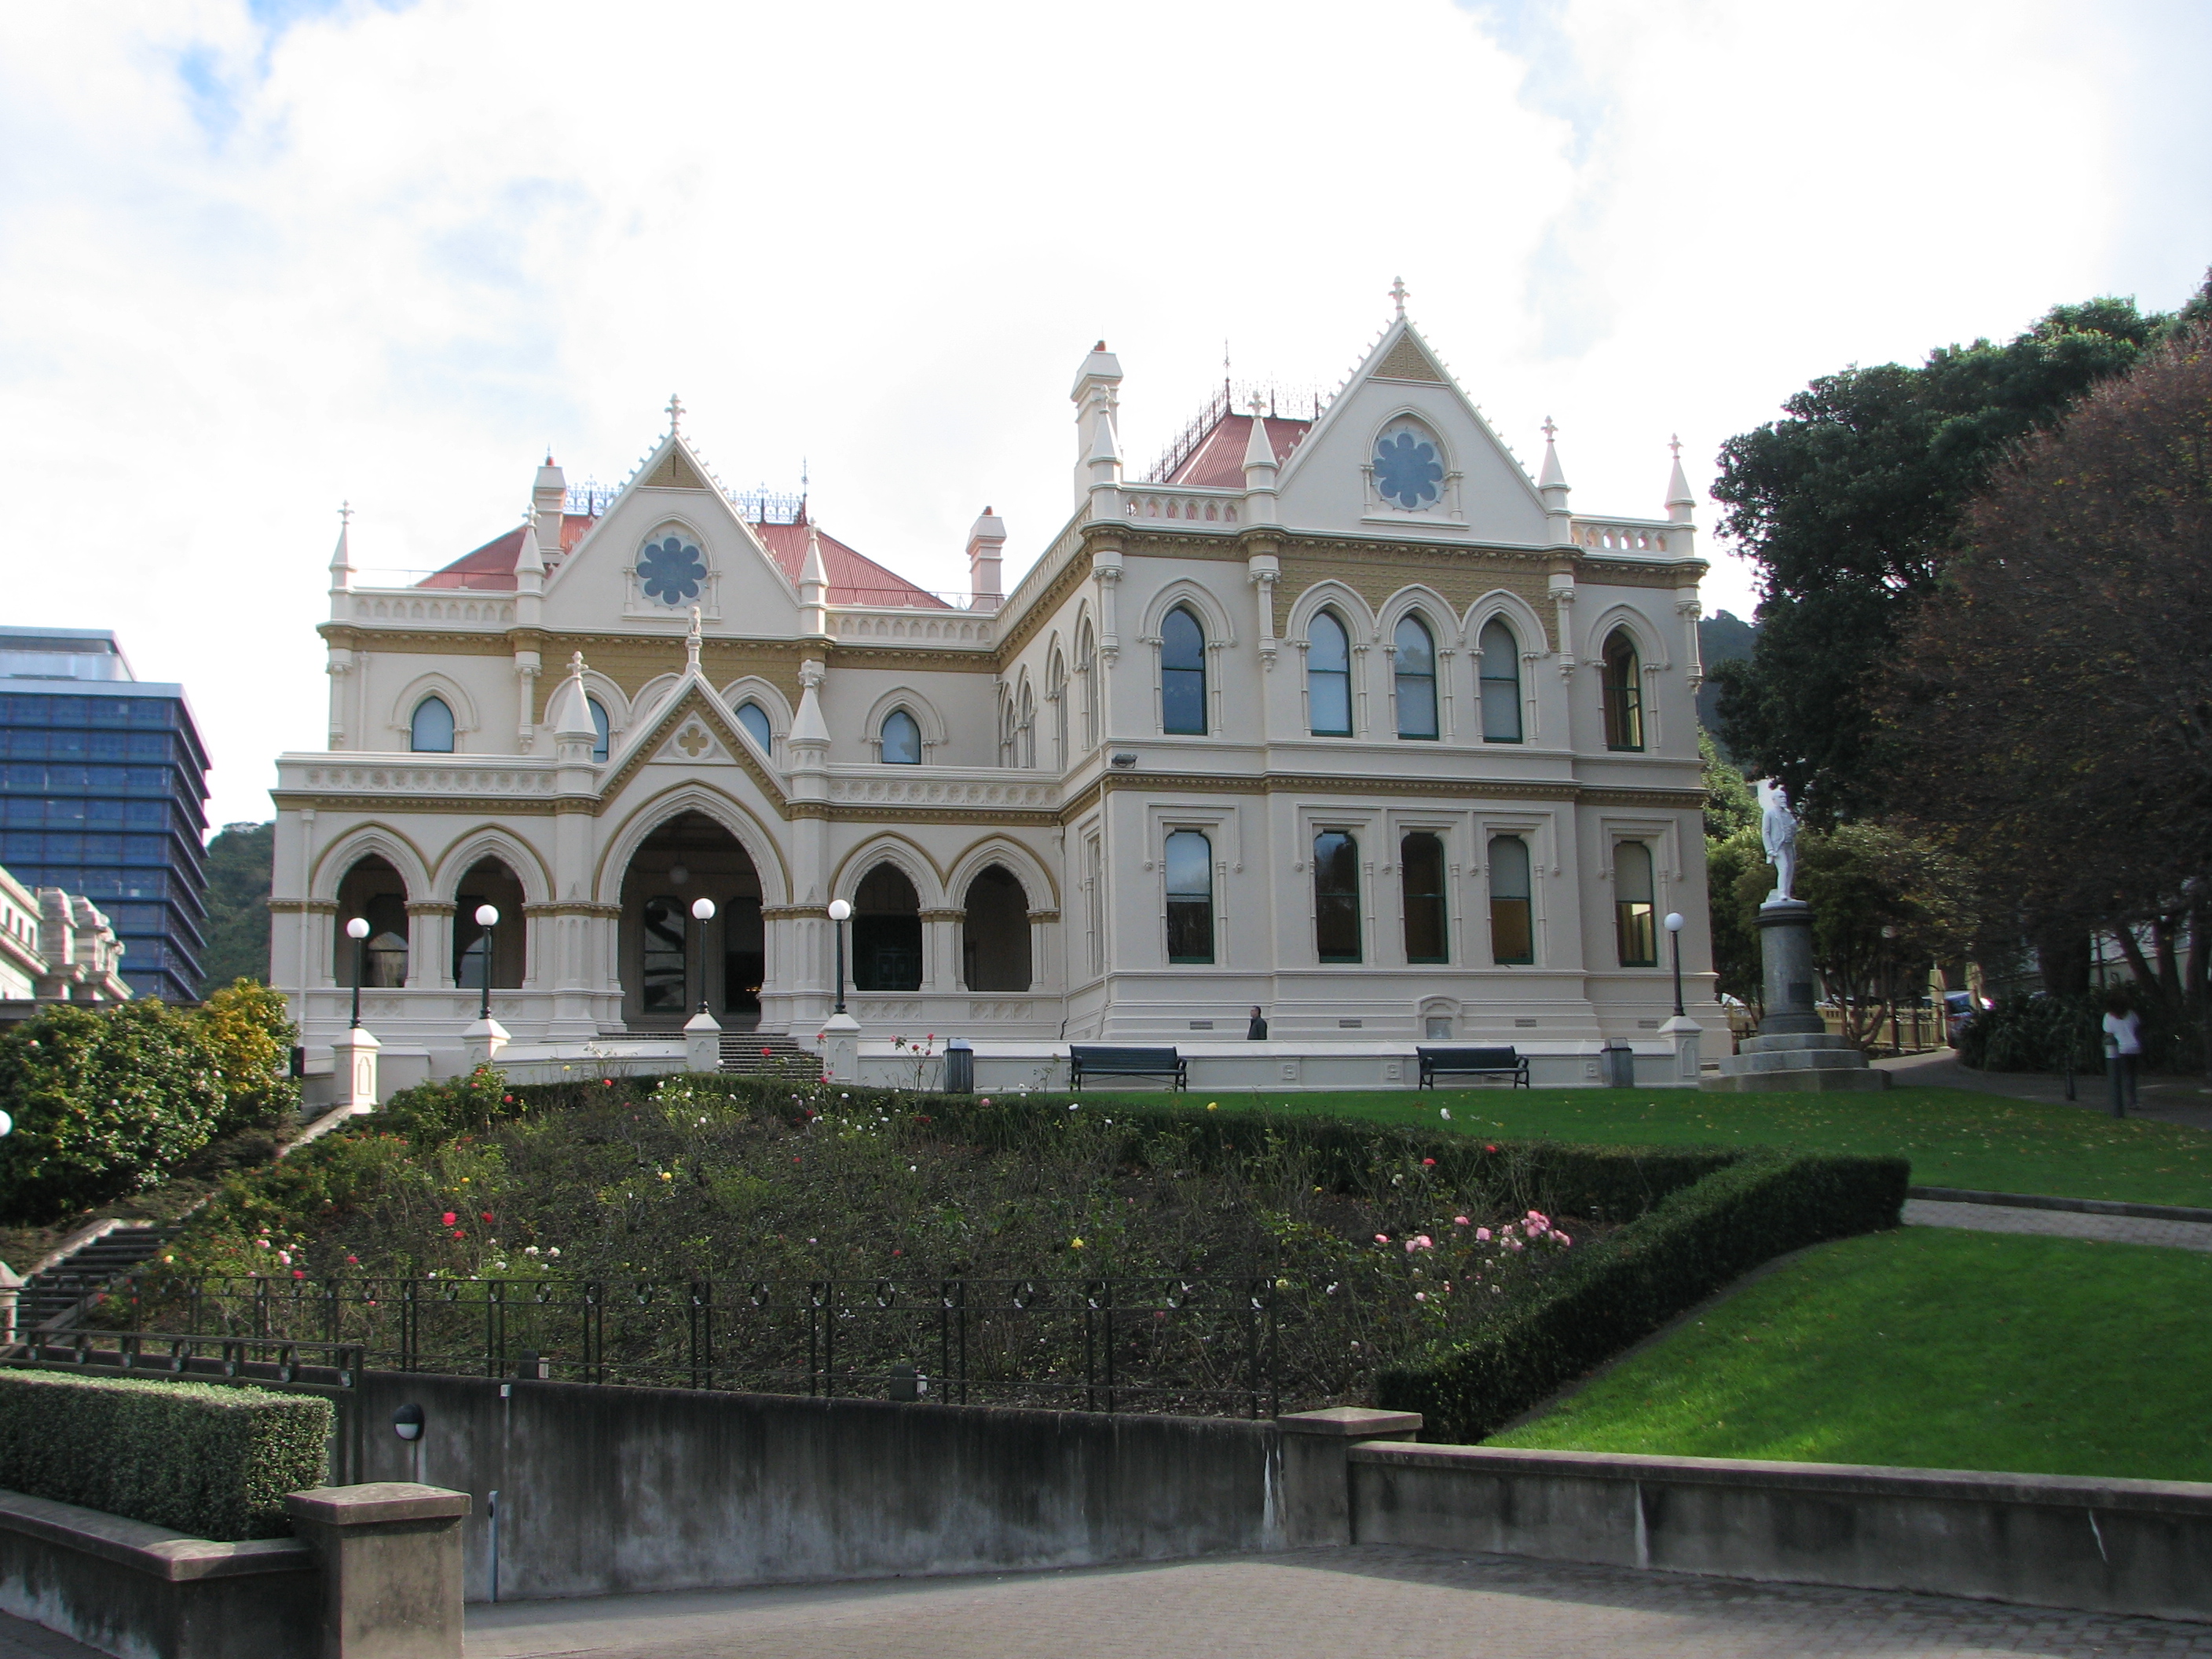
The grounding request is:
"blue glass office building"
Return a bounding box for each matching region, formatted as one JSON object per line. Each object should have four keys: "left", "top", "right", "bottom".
{"left": 0, "top": 628, "right": 211, "bottom": 1002}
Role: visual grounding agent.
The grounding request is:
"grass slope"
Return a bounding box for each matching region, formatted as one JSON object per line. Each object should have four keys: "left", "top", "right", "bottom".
{"left": 1077, "top": 1086, "right": 2212, "bottom": 1208}
{"left": 1486, "top": 1226, "right": 2212, "bottom": 1482}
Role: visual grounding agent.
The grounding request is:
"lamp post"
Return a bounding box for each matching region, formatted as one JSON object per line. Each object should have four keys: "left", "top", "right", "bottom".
{"left": 1664, "top": 911, "right": 1686, "bottom": 1018}
{"left": 827, "top": 898, "right": 851, "bottom": 1015}
{"left": 690, "top": 896, "right": 716, "bottom": 1016}
{"left": 346, "top": 917, "right": 371, "bottom": 1027}
{"left": 474, "top": 904, "right": 499, "bottom": 1020}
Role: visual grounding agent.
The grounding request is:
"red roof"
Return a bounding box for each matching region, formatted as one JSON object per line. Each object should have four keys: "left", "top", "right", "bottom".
{"left": 416, "top": 513, "right": 947, "bottom": 608}
{"left": 753, "top": 522, "right": 949, "bottom": 609}
{"left": 1166, "top": 414, "right": 1311, "bottom": 489}
{"left": 417, "top": 515, "right": 595, "bottom": 590}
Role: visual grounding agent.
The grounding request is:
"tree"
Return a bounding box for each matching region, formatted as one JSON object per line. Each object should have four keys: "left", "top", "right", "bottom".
{"left": 0, "top": 1001, "right": 226, "bottom": 1222}
{"left": 1887, "top": 324, "right": 2212, "bottom": 1036}
{"left": 1694, "top": 611, "right": 1756, "bottom": 749}
{"left": 1796, "top": 824, "right": 1978, "bottom": 1049}
{"left": 1700, "top": 733, "right": 1763, "bottom": 1006}
{"left": 1711, "top": 290, "right": 2197, "bottom": 822}
{"left": 197, "top": 821, "right": 274, "bottom": 993}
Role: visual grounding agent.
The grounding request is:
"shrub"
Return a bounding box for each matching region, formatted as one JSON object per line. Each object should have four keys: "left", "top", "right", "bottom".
{"left": 1959, "top": 991, "right": 2198, "bottom": 1075}
{"left": 1374, "top": 1149, "right": 1907, "bottom": 1443}
{"left": 0, "top": 1002, "right": 227, "bottom": 1223}
{"left": 0, "top": 1369, "right": 329, "bottom": 1540}
{"left": 194, "top": 980, "right": 301, "bottom": 1136}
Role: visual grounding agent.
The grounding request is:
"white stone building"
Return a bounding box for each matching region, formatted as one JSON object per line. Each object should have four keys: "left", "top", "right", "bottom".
{"left": 273, "top": 307, "right": 1719, "bottom": 1092}
{"left": 0, "top": 863, "right": 130, "bottom": 1015}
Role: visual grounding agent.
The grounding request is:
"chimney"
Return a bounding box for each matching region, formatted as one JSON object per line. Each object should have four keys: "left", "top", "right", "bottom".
{"left": 967, "top": 506, "right": 1006, "bottom": 612}
{"left": 1069, "top": 340, "right": 1122, "bottom": 510}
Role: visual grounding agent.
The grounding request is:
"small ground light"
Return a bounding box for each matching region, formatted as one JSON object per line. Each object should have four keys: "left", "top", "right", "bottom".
{"left": 392, "top": 1403, "right": 424, "bottom": 1441}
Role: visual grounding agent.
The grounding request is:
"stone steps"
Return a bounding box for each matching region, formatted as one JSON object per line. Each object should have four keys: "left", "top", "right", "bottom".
{"left": 717, "top": 1033, "right": 823, "bottom": 1082}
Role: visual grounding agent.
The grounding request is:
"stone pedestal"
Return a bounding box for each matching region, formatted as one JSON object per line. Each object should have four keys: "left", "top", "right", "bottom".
{"left": 1660, "top": 1014, "right": 1703, "bottom": 1085}
{"left": 1276, "top": 1408, "right": 1423, "bottom": 1547}
{"left": 683, "top": 1009, "right": 723, "bottom": 1074}
{"left": 1705, "top": 899, "right": 1887, "bottom": 1092}
{"left": 331, "top": 1026, "right": 381, "bottom": 1114}
{"left": 284, "top": 1483, "right": 470, "bottom": 1659}
{"left": 818, "top": 1012, "right": 861, "bottom": 1082}
{"left": 460, "top": 1017, "right": 509, "bottom": 1070}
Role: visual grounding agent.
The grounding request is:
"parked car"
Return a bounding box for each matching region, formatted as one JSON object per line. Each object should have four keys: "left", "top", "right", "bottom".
{"left": 1945, "top": 991, "right": 1988, "bottom": 1046}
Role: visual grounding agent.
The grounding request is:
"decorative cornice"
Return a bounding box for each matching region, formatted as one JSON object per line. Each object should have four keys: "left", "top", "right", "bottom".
{"left": 267, "top": 899, "right": 338, "bottom": 915}
{"left": 274, "top": 793, "right": 561, "bottom": 817}
{"left": 994, "top": 543, "right": 1096, "bottom": 666}
{"left": 522, "top": 902, "right": 622, "bottom": 918}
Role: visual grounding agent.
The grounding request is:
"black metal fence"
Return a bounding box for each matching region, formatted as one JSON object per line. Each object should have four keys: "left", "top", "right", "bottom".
{"left": 66, "top": 1273, "right": 1290, "bottom": 1416}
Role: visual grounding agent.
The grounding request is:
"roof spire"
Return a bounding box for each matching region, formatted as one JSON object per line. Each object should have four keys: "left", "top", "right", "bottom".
{"left": 329, "top": 500, "right": 355, "bottom": 590}
{"left": 1390, "top": 275, "right": 1408, "bottom": 320}
{"left": 1537, "top": 416, "right": 1568, "bottom": 491}
{"left": 666, "top": 392, "right": 684, "bottom": 435}
{"left": 1665, "top": 433, "right": 1696, "bottom": 525}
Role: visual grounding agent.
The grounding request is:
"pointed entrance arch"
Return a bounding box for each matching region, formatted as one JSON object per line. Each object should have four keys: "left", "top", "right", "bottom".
{"left": 961, "top": 865, "right": 1031, "bottom": 991}
{"left": 618, "top": 811, "right": 765, "bottom": 1029}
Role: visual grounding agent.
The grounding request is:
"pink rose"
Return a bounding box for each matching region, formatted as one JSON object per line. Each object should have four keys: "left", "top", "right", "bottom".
{"left": 1375, "top": 1234, "right": 1390, "bottom": 1245}
{"left": 1474, "top": 1228, "right": 1492, "bottom": 1242}
{"left": 1453, "top": 1215, "right": 1470, "bottom": 1226}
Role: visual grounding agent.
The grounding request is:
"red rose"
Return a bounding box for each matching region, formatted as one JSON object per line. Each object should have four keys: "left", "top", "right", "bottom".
{"left": 441, "top": 1212, "right": 456, "bottom": 1226}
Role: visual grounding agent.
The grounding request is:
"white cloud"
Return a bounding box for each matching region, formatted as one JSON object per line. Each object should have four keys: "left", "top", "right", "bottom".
{"left": 0, "top": 0, "right": 2203, "bottom": 827}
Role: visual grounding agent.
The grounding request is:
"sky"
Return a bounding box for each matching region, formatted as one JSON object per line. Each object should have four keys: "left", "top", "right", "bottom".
{"left": 2, "top": 0, "right": 2207, "bottom": 830}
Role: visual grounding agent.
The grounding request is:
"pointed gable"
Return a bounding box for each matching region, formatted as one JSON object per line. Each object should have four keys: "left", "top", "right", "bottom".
{"left": 1272, "top": 318, "right": 1550, "bottom": 547}
{"left": 641, "top": 448, "right": 710, "bottom": 490}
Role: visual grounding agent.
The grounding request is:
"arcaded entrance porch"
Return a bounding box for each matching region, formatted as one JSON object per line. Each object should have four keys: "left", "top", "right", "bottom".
{"left": 618, "top": 811, "right": 767, "bottom": 1031}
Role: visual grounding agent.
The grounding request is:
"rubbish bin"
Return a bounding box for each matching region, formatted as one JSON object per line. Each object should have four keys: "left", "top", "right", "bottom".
{"left": 1599, "top": 1044, "right": 1635, "bottom": 1088}
{"left": 943, "top": 1038, "right": 974, "bottom": 1094}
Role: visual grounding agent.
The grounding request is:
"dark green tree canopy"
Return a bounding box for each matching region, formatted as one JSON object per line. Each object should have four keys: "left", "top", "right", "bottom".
{"left": 1711, "top": 287, "right": 2196, "bottom": 820}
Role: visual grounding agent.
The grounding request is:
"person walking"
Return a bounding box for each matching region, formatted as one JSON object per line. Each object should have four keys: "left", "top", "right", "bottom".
{"left": 2101, "top": 988, "right": 2143, "bottom": 1112}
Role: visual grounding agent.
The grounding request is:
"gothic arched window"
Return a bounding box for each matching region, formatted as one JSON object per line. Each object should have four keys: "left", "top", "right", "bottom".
{"left": 734, "top": 700, "right": 772, "bottom": 753}
{"left": 1161, "top": 606, "right": 1207, "bottom": 734}
{"left": 1478, "top": 619, "right": 1523, "bottom": 743}
{"left": 1308, "top": 610, "right": 1351, "bottom": 736}
{"left": 409, "top": 697, "right": 454, "bottom": 753}
{"left": 586, "top": 697, "right": 610, "bottom": 764}
{"left": 1602, "top": 630, "right": 1643, "bottom": 752}
{"left": 881, "top": 708, "right": 921, "bottom": 764}
{"left": 1393, "top": 616, "right": 1438, "bottom": 739}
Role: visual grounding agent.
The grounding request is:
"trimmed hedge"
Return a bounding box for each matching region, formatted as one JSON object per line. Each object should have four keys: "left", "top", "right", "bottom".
{"left": 1375, "top": 1148, "right": 1907, "bottom": 1443}
{"left": 0, "top": 1369, "right": 329, "bottom": 1540}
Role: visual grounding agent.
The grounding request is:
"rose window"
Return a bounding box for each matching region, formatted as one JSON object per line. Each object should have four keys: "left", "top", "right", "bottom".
{"left": 636, "top": 535, "right": 706, "bottom": 605}
{"left": 1373, "top": 423, "right": 1445, "bottom": 511}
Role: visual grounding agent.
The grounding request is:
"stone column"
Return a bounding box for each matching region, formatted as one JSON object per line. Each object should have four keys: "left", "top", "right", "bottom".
{"left": 1276, "top": 1408, "right": 1423, "bottom": 1547}
{"left": 284, "top": 1483, "right": 470, "bottom": 1659}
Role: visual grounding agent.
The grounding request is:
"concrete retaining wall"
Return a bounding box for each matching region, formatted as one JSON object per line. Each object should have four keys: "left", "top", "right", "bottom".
{"left": 1349, "top": 1443, "right": 2212, "bottom": 1622}
{"left": 350, "top": 1372, "right": 1283, "bottom": 1602}
{"left": 0, "top": 1486, "right": 318, "bottom": 1659}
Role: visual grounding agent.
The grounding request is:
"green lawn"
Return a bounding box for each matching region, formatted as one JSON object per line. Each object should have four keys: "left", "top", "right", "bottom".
{"left": 1485, "top": 1226, "right": 2212, "bottom": 1482}
{"left": 1079, "top": 1085, "right": 2212, "bottom": 1208}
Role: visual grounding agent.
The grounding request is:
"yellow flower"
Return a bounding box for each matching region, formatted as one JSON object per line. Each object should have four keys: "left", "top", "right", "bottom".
{"left": 1071, "top": 1237, "right": 1085, "bottom": 1249}
{"left": 1207, "top": 1101, "right": 1218, "bottom": 1111}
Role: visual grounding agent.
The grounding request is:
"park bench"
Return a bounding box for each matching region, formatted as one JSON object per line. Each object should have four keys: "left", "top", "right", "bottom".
{"left": 1068, "top": 1045, "right": 1188, "bottom": 1091}
{"left": 1415, "top": 1046, "right": 1531, "bottom": 1090}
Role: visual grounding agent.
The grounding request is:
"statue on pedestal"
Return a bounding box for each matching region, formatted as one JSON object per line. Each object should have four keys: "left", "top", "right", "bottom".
{"left": 1757, "top": 778, "right": 1798, "bottom": 905}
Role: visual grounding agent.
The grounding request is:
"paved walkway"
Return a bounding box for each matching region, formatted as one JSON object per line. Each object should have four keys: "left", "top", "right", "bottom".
{"left": 1877, "top": 1049, "right": 2212, "bottom": 1133}
{"left": 461, "top": 1547, "right": 2212, "bottom": 1657}
{"left": 0, "top": 1613, "right": 99, "bottom": 1658}
{"left": 1903, "top": 1197, "right": 2212, "bottom": 1251}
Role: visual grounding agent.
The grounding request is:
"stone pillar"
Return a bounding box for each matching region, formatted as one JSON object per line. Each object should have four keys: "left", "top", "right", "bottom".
{"left": 1275, "top": 1407, "right": 1422, "bottom": 1547}
{"left": 819, "top": 1012, "right": 861, "bottom": 1082}
{"left": 461, "top": 1017, "right": 509, "bottom": 1069}
{"left": 331, "top": 1026, "right": 381, "bottom": 1112}
{"left": 683, "top": 1009, "right": 723, "bottom": 1074}
{"left": 0, "top": 1262, "right": 20, "bottom": 1343}
{"left": 284, "top": 1483, "right": 470, "bottom": 1659}
{"left": 1660, "top": 1013, "right": 1701, "bottom": 1085}
{"left": 1755, "top": 899, "right": 1823, "bottom": 1034}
